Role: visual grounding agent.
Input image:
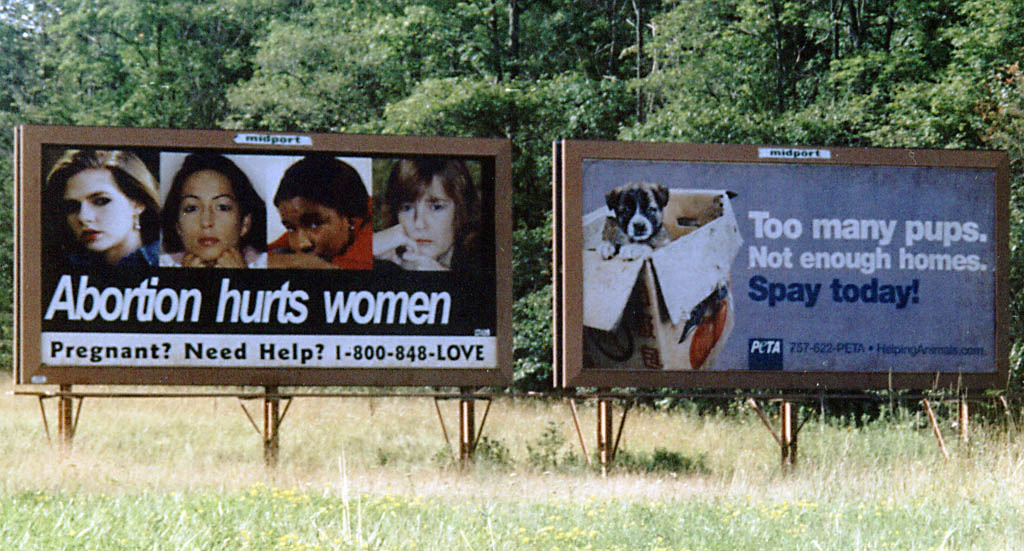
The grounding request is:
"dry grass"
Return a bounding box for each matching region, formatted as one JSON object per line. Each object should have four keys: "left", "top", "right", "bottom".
{"left": 3, "top": 374, "right": 1023, "bottom": 507}
{"left": 5, "top": 376, "right": 1024, "bottom": 549}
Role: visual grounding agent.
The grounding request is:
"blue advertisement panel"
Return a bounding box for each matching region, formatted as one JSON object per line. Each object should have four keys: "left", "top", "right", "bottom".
{"left": 557, "top": 141, "right": 1009, "bottom": 390}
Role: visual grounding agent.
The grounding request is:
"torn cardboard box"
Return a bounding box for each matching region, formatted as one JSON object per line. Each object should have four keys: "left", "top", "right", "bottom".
{"left": 582, "top": 188, "right": 743, "bottom": 370}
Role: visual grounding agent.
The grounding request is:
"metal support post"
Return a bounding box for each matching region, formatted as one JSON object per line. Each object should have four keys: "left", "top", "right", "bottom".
{"left": 781, "top": 400, "right": 797, "bottom": 467}
{"left": 597, "top": 397, "right": 614, "bottom": 475}
{"left": 264, "top": 386, "right": 281, "bottom": 468}
{"left": 568, "top": 399, "right": 592, "bottom": 467}
{"left": 459, "top": 395, "right": 476, "bottom": 465}
{"left": 749, "top": 398, "right": 808, "bottom": 469}
{"left": 958, "top": 398, "right": 969, "bottom": 447}
{"left": 58, "top": 384, "right": 76, "bottom": 451}
{"left": 923, "top": 399, "right": 950, "bottom": 461}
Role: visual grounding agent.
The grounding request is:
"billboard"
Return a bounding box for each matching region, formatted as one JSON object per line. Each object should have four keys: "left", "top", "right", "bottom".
{"left": 554, "top": 140, "right": 1009, "bottom": 390}
{"left": 15, "top": 125, "right": 512, "bottom": 386}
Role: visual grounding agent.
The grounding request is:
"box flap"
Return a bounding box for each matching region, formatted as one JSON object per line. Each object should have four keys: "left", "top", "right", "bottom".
{"left": 582, "top": 206, "right": 644, "bottom": 331}
{"left": 650, "top": 191, "right": 742, "bottom": 325}
{"left": 582, "top": 206, "right": 609, "bottom": 250}
{"left": 582, "top": 250, "right": 645, "bottom": 331}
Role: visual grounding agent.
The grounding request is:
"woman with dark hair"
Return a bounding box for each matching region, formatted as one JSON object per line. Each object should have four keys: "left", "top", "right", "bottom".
{"left": 267, "top": 154, "right": 373, "bottom": 270}
{"left": 43, "top": 149, "right": 161, "bottom": 266}
{"left": 374, "top": 158, "right": 480, "bottom": 271}
{"left": 160, "top": 153, "right": 267, "bottom": 268}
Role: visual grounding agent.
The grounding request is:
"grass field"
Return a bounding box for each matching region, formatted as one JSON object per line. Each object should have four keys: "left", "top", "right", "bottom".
{"left": 2, "top": 375, "right": 1022, "bottom": 550}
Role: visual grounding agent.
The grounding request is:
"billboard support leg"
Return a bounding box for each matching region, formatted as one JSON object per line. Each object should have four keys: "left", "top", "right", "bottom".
{"left": 259, "top": 386, "right": 292, "bottom": 469}
{"left": 597, "top": 395, "right": 614, "bottom": 475}
{"left": 37, "top": 396, "right": 52, "bottom": 443}
{"left": 749, "top": 398, "right": 807, "bottom": 468}
{"left": 781, "top": 401, "right": 796, "bottom": 468}
{"left": 435, "top": 392, "right": 492, "bottom": 467}
{"left": 458, "top": 388, "right": 480, "bottom": 467}
{"left": 568, "top": 398, "right": 592, "bottom": 467}
{"left": 922, "top": 399, "right": 950, "bottom": 461}
{"left": 958, "top": 398, "right": 969, "bottom": 448}
{"left": 57, "top": 385, "right": 83, "bottom": 452}
{"left": 611, "top": 400, "right": 631, "bottom": 464}
{"left": 999, "top": 395, "right": 1016, "bottom": 431}
{"left": 433, "top": 398, "right": 455, "bottom": 462}
{"left": 264, "top": 387, "right": 280, "bottom": 468}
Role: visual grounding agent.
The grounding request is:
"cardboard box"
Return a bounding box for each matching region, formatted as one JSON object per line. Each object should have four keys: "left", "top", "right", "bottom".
{"left": 581, "top": 188, "right": 742, "bottom": 370}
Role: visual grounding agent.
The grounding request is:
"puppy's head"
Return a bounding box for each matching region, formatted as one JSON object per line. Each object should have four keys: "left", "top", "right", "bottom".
{"left": 605, "top": 182, "right": 669, "bottom": 242}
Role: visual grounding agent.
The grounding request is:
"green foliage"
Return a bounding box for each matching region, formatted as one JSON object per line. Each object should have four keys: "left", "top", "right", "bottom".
{"left": 473, "top": 435, "right": 513, "bottom": 468}
{"left": 980, "top": 61, "right": 1024, "bottom": 388}
{"left": 6, "top": 488, "right": 1024, "bottom": 550}
{"left": 627, "top": 0, "right": 1022, "bottom": 149}
{"left": 512, "top": 220, "right": 550, "bottom": 299}
{"left": 22, "top": 0, "right": 279, "bottom": 128}
{"left": 365, "top": 72, "right": 634, "bottom": 228}
{"left": 513, "top": 284, "right": 552, "bottom": 390}
{"left": 613, "top": 447, "right": 710, "bottom": 474}
{"left": 2, "top": 0, "right": 1023, "bottom": 392}
{"left": 525, "top": 420, "right": 579, "bottom": 470}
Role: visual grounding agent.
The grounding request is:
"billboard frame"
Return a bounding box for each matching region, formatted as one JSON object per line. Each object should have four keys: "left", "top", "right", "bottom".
{"left": 15, "top": 124, "right": 513, "bottom": 387}
{"left": 554, "top": 139, "right": 1010, "bottom": 391}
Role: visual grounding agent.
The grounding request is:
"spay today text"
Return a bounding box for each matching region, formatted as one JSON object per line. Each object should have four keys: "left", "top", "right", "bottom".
{"left": 748, "top": 275, "right": 920, "bottom": 309}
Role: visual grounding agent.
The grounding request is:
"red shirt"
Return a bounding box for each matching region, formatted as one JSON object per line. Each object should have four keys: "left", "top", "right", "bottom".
{"left": 268, "top": 221, "right": 373, "bottom": 270}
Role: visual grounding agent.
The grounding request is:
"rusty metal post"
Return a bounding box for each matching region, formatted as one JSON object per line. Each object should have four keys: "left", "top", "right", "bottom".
{"left": 958, "top": 398, "right": 970, "bottom": 447}
{"left": 597, "top": 397, "right": 614, "bottom": 475}
{"left": 58, "top": 384, "right": 74, "bottom": 451}
{"left": 923, "top": 399, "right": 950, "bottom": 461}
{"left": 459, "top": 394, "right": 475, "bottom": 465}
{"left": 568, "top": 399, "right": 592, "bottom": 466}
{"left": 781, "top": 401, "right": 796, "bottom": 467}
{"left": 263, "top": 386, "right": 280, "bottom": 468}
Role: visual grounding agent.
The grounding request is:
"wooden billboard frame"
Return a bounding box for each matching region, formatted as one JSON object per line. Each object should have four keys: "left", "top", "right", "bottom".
{"left": 554, "top": 139, "right": 1010, "bottom": 391}
{"left": 15, "top": 125, "right": 513, "bottom": 387}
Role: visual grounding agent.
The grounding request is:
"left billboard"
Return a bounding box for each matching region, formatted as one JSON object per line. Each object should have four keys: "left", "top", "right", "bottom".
{"left": 14, "top": 125, "right": 512, "bottom": 386}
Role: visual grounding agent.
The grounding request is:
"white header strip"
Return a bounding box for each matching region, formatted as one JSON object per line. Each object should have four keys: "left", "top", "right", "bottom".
{"left": 43, "top": 333, "right": 496, "bottom": 368}
{"left": 758, "top": 147, "right": 832, "bottom": 160}
{"left": 234, "top": 133, "right": 313, "bottom": 146}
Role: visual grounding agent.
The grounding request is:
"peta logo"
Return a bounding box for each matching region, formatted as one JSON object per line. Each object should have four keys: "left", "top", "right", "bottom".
{"left": 748, "top": 338, "right": 783, "bottom": 370}
{"left": 750, "top": 339, "right": 781, "bottom": 354}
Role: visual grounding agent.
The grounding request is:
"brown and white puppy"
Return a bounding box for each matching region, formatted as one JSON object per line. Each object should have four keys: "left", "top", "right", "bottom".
{"left": 599, "top": 181, "right": 671, "bottom": 260}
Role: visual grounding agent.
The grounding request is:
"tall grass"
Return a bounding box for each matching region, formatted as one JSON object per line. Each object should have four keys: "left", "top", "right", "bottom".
{"left": 2, "top": 374, "right": 1022, "bottom": 550}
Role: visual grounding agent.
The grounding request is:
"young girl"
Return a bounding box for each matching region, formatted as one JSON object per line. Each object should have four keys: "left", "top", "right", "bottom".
{"left": 373, "top": 158, "right": 480, "bottom": 271}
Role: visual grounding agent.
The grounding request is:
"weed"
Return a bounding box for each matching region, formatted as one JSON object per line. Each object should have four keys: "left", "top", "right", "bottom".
{"left": 614, "top": 447, "right": 710, "bottom": 474}
{"left": 473, "top": 436, "right": 512, "bottom": 468}
{"left": 526, "top": 421, "right": 571, "bottom": 470}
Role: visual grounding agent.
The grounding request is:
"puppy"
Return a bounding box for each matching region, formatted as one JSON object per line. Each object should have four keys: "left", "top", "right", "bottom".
{"left": 599, "top": 181, "right": 671, "bottom": 260}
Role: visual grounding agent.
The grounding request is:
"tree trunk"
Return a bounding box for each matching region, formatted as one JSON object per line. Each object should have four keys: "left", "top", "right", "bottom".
{"left": 508, "top": 0, "right": 520, "bottom": 79}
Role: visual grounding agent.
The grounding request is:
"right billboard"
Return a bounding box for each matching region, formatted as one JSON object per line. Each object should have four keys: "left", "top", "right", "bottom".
{"left": 554, "top": 141, "right": 1010, "bottom": 390}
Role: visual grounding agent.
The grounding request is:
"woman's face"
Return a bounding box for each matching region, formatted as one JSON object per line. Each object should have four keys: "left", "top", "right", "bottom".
{"left": 276, "top": 196, "right": 351, "bottom": 260}
{"left": 62, "top": 168, "right": 144, "bottom": 263}
{"left": 397, "top": 178, "right": 456, "bottom": 261}
{"left": 176, "top": 170, "right": 251, "bottom": 263}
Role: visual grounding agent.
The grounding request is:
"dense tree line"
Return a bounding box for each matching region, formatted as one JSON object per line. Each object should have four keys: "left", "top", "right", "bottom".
{"left": 1, "top": 0, "right": 1021, "bottom": 389}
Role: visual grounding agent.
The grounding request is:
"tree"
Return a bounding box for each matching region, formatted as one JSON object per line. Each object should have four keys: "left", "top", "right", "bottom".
{"left": 15, "top": 0, "right": 280, "bottom": 128}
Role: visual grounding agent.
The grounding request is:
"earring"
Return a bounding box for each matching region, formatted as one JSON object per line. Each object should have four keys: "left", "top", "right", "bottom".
{"left": 133, "top": 215, "right": 141, "bottom": 231}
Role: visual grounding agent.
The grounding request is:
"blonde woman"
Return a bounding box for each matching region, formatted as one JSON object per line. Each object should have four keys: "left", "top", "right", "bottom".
{"left": 44, "top": 149, "right": 161, "bottom": 266}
